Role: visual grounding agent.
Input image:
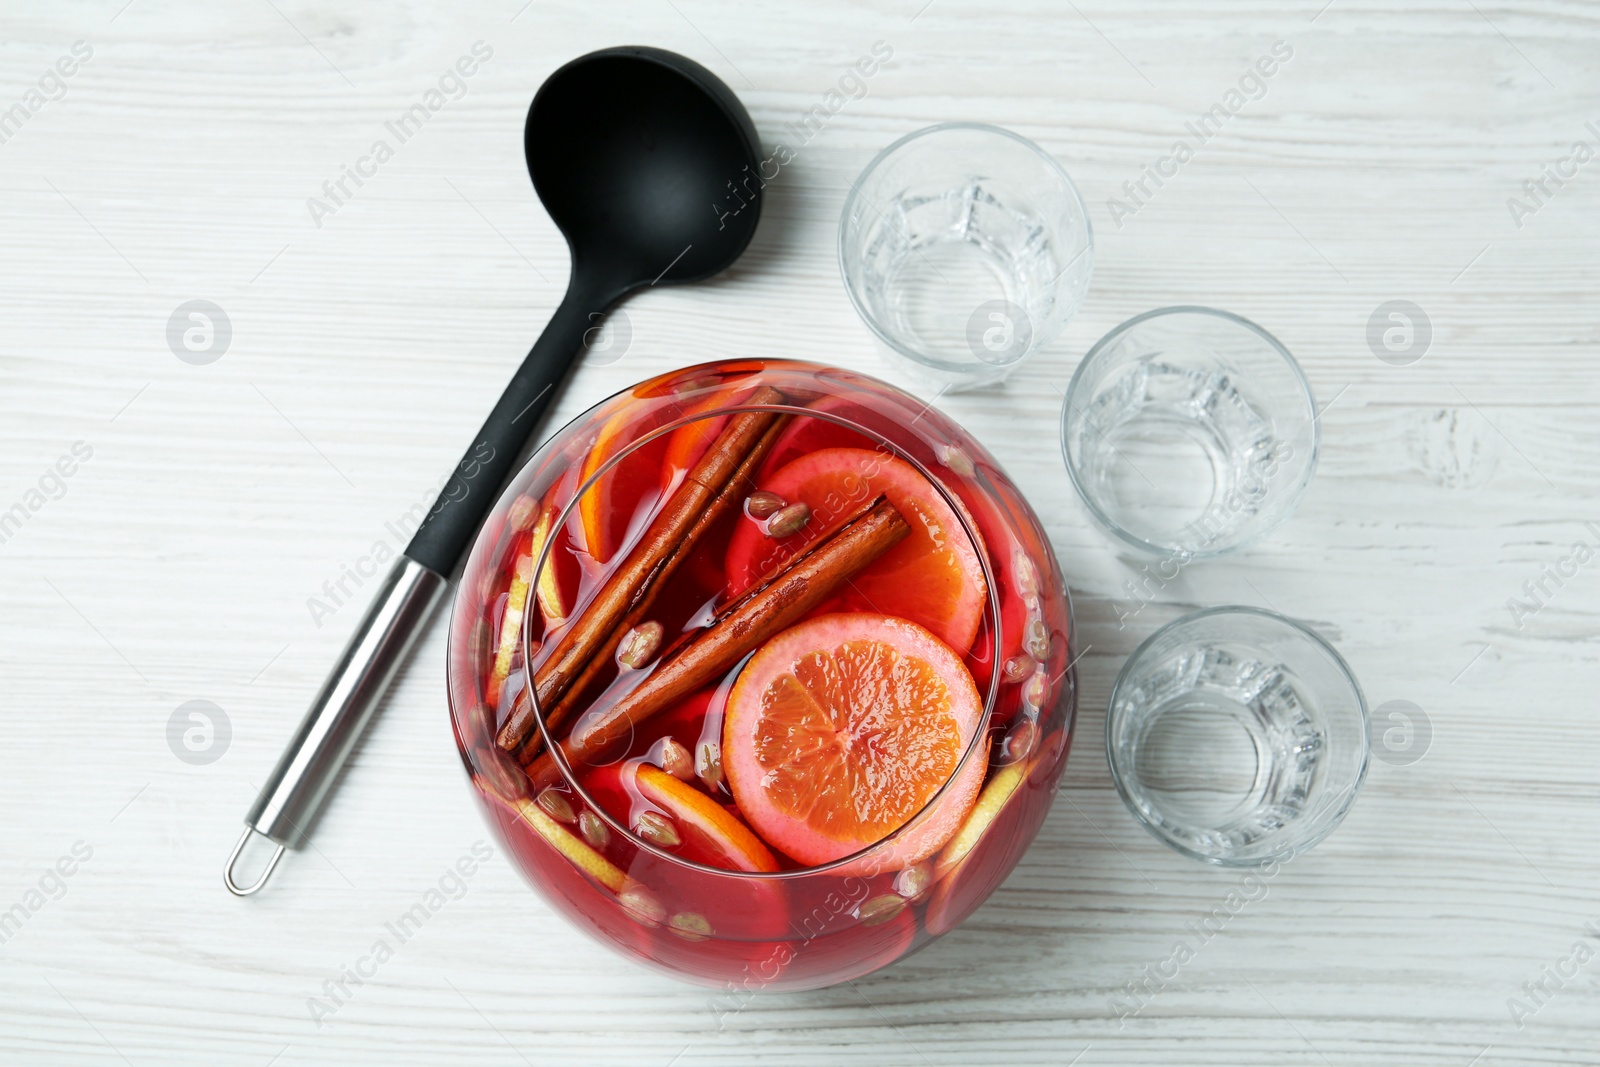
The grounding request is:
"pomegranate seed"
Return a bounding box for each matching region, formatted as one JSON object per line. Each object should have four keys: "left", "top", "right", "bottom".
{"left": 617, "top": 621, "right": 663, "bottom": 669}
{"left": 697, "top": 741, "right": 724, "bottom": 793}
{"left": 745, "top": 490, "right": 786, "bottom": 519}
{"left": 1025, "top": 670, "right": 1049, "bottom": 708}
{"left": 938, "top": 443, "right": 975, "bottom": 478}
{"left": 1025, "top": 618, "right": 1050, "bottom": 661}
{"left": 1014, "top": 552, "right": 1039, "bottom": 596}
{"left": 669, "top": 912, "right": 713, "bottom": 941}
{"left": 536, "top": 787, "right": 576, "bottom": 825}
{"left": 859, "top": 894, "right": 905, "bottom": 927}
{"left": 894, "top": 862, "right": 932, "bottom": 901}
{"left": 634, "top": 810, "right": 681, "bottom": 848}
{"left": 765, "top": 502, "right": 811, "bottom": 538}
{"left": 1004, "top": 719, "right": 1037, "bottom": 763}
{"left": 1003, "top": 654, "right": 1035, "bottom": 683}
{"left": 473, "top": 752, "right": 528, "bottom": 804}
{"left": 659, "top": 737, "right": 695, "bottom": 782}
{"left": 578, "top": 811, "right": 610, "bottom": 850}
{"left": 620, "top": 885, "right": 665, "bottom": 927}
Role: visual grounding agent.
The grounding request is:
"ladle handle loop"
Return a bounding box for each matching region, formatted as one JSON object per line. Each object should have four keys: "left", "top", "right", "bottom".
{"left": 405, "top": 277, "right": 619, "bottom": 575}
{"left": 236, "top": 556, "right": 447, "bottom": 877}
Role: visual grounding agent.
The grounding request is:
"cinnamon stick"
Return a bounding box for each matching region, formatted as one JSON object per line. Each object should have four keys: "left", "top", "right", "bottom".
{"left": 525, "top": 494, "right": 910, "bottom": 790}
{"left": 496, "top": 386, "right": 786, "bottom": 751}
{"left": 516, "top": 412, "right": 791, "bottom": 764}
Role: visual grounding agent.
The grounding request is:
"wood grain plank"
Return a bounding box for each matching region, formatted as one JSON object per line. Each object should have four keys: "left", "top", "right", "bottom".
{"left": 1, "top": 0, "right": 1596, "bottom": 1064}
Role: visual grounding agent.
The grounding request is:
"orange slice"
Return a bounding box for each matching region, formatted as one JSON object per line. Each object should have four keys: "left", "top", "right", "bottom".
{"left": 722, "top": 612, "right": 987, "bottom": 868}
{"left": 659, "top": 382, "right": 760, "bottom": 484}
{"left": 723, "top": 448, "right": 988, "bottom": 654}
{"left": 636, "top": 764, "right": 778, "bottom": 872}
{"left": 576, "top": 403, "right": 676, "bottom": 564}
{"left": 578, "top": 373, "right": 764, "bottom": 565}
{"left": 583, "top": 762, "right": 778, "bottom": 873}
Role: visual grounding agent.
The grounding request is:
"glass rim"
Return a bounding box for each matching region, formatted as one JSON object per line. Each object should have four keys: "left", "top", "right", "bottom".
{"left": 837, "top": 121, "right": 1094, "bottom": 376}
{"left": 1103, "top": 604, "right": 1370, "bottom": 866}
{"left": 518, "top": 396, "right": 1008, "bottom": 882}
{"left": 1059, "top": 305, "right": 1321, "bottom": 559}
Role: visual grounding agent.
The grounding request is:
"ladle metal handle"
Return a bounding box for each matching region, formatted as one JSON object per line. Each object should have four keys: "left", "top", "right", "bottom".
{"left": 226, "top": 556, "right": 446, "bottom": 894}
{"left": 228, "top": 279, "right": 618, "bottom": 896}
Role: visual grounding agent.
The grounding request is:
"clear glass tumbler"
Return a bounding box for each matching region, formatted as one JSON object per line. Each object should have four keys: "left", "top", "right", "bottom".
{"left": 1106, "top": 606, "right": 1368, "bottom": 865}
{"left": 839, "top": 123, "right": 1093, "bottom": 391}
{"left": 1061, "top": 307, "right": 1318, "bottom": 557}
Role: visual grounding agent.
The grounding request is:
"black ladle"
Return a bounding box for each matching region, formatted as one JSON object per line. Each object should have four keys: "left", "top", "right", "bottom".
{"left": 226, "top": 46, "right": 763, "bottom": 895}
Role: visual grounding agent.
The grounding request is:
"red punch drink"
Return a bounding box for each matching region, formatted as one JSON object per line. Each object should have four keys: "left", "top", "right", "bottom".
{"left": 448, "top": 360, "right": 1075, "bottom": 991}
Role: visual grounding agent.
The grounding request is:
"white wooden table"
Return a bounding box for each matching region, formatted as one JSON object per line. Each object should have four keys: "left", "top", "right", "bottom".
{"left": 2, "top": 1, "right": 1595, "bottom": 1063}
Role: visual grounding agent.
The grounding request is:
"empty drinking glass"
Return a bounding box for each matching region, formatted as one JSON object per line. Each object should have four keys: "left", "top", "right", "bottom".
{"left": 1061, "top": 307, "right": 1318, "bottom": 557}
{"left": 839, "top": 123, "right": 1093, "bottom": 391}
{"left": 1106, "top": 606, "right": 1369, "bottom": 865}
